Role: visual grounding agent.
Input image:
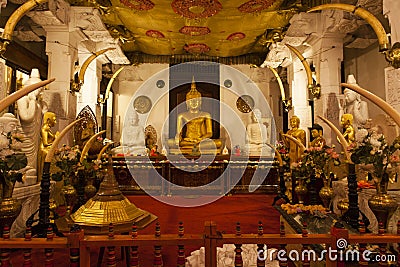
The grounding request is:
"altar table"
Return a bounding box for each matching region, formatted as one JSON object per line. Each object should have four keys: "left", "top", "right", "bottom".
{"left": 112, "top": 155, "right": 279, "bottom": 195}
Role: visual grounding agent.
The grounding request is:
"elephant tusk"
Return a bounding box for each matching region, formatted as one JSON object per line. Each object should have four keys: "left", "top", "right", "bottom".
{"left": 98, "top": 66, "right": 125, "bottom": 104}
{"left": 285, "top": 44, "right": 320, "bottom": 98}
{"left": 317, "top": 115, "right": 352, "bottom": 162}
{"left": 71, "top": 48, "right": 115, "bottom": 93}
{"left": 341, "top": 82, "right": 400, "bottom": 128}
{"left": 97, "top": 142, "right": 114, "bottom": 161}
{"left": 80, "top": 130, "right": 106, "bottom": 163}
{"left": 282, "top": 134, "right": 306, "bottom": 154}
{"left": 45, "top": 118, "right": 84, "bottom": 163}
{"left": 267, "top": 66, "right": 292, "bottom": 111}
{"left": 0, "top": 0, "right": 49, "bottom": 54}
{"left": 308, "top": 4, "right": 389, "bottom": 52}
{"left": 0, "top": 78, "right": 55, "bottom": 112}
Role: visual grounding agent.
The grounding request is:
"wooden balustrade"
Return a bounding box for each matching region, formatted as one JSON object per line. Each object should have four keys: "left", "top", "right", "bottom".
{"left": 0, "top": 220, "right": 399, "bottom": 266}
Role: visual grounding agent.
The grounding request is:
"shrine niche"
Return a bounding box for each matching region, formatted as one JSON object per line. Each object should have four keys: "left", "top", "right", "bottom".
{"left": 74, "top": 105, "right": 98, "bottom": 150}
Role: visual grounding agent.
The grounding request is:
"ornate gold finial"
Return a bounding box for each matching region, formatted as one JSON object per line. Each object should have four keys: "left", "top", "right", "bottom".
{"left": 186, "top": 76, "right": 201, "bottom": 100}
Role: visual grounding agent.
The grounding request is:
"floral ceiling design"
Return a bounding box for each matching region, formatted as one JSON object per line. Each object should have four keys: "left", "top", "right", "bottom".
{"left": 100, "top": 0, "right": 302, "bottom": 57}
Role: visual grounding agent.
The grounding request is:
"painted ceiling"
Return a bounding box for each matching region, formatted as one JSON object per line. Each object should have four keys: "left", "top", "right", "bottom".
{"left": 84, "top": 0, "right": 307, "bottom": 57}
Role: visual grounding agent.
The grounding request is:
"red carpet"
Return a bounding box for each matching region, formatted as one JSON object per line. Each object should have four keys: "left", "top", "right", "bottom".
{"left": 9, "top": 194, "right": 280, "bottom": 266}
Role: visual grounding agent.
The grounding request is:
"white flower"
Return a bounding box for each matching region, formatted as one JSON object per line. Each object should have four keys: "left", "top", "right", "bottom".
{"left": 355, "top": 129, "right": 368, "bottom": 143}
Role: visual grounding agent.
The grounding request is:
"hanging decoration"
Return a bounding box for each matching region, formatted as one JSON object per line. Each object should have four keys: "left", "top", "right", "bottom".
{"left": 179, "top": 26, "right": 211, "bottom": 36}
{"left": 119, "top": 0, "right": 155, "bottom": 10}
{"left": 183, "top": 43, "right": 211, "bottom": 54}
{"left": 146, "top": 30, "right": 165, "bottom": 38}
{"left": 171, "top": 0, "right": 222, "bottom": 19}
{"left": 227, "top": 32, "right": 246, "bottom": 41}
{"left": 238, "top": 0, "right": 275, "bottom": 13}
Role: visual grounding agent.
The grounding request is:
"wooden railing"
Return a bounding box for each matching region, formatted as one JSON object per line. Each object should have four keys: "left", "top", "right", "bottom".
{"left": 0, "top": 221, "right": 399, "bottom": 266}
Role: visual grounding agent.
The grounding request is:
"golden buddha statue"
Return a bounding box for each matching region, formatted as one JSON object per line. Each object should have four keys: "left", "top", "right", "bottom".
{"left": 285, "top": 115, "right": 306, "bottom": 163}
{"left": 38, "top": 111, "right": 59, "bottom": 180}
{"left": 168, "top": 77, "right": 223, "bottom": 155}
{"left": 309, "top": 124, "right": 326, "bottom": 148}
{"left": 340, "top": 113, "right": 355, "bottom": 145}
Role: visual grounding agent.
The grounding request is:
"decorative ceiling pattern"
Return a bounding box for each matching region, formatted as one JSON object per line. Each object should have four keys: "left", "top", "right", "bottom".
{"left": 98, "top": 0, "right": 300, "bottom": 57}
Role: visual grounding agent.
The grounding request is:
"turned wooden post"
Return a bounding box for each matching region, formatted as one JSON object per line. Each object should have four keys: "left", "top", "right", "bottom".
{"left": 44, "top": 225, "right": 54, "bottom": 267}
{"left": 177, "top": 222, "right": 185, "bottom": 267}
{"left": 130, "top": 223, "right": 139, "bottom": 267}
{"left": 23, "top": 226, "right": 32, "bottom": 267}
{"left": 257, "top": 221, "right": 265, "bottom": 267}
{"left": 279, "top": 221, "right": 288, "bottom": 267}
{"left": 301, "top": 222, "right": 310, "bottom": 267}
{"left": 107, "top": 223, "right": 116, "bottom": 267}
{"left": 0, "top": 225, "right": 11, "bottom": 267}
{"left": 234, "top": 222, "right": 243, "bottom": 267}
{"left": 153, "top": 222, "right": 163, "bottom": 267}
{"left": 358, "top": 221, "right": 368, "bottom": 266}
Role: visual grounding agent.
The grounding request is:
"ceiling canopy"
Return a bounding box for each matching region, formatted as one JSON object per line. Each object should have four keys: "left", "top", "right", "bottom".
{"left": 66, "top": 0, "right": 325, "bottom": 60}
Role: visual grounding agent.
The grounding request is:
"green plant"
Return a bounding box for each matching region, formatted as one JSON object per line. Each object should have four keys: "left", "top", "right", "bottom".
{"left": 0, "top": 131, "right": 27, "bottom": 198}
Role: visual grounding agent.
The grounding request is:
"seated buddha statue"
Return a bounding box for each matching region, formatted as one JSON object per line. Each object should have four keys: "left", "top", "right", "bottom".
{"left": 167, "top": 78, "right": 223, "bottom": 155}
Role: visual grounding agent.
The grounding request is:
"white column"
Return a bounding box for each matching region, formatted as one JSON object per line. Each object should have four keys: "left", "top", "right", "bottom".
{"left": 44, "top": 27, "right": 83, "bottom": 145}
{"left": 288, "top": 55, "right": 312, "bottom": 143}
{"left": 311, "top": 33, "right": 344, "bottom": 146}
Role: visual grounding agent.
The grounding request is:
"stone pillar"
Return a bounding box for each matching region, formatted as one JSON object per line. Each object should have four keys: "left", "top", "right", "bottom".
{"left": 311, "top": 33, "right": 344, "bottom": 147}
{"left": 288, "top": 55, "right": 312, "bottom": 143}
{"left": 44, "top": 27, "right": 82, "bottom": 145}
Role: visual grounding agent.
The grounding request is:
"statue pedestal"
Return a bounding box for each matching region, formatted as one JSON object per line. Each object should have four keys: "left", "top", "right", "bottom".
{"left": 10, "top": 182, "right": 55, "bottom": 237}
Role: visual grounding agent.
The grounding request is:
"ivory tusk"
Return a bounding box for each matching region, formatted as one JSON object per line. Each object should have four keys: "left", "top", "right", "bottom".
{"left": 317, "top": 115, "right": 352, "bottom": 162}
{"left": 98, "top": 66, "right": 125, "bottom": 104}
{"left": 45, "top": 118, "right": 84, "bottom": 163}
{"left": 97, "top": 142, "right": 114, "bottom": 161}
{"left": 1, "top": 0, "right": 49, "bottom": 53}
{"left": 80, "top": 130, "right": 106, "bottom": 163}
{"left": 282, "top": 134, "right": 306, "bottom": 154}
{"left": 341, "top": 82, "right": 400, "bottom": 128}
{"left": 267, "top": 66, "right": 286, "bottom": 101}
{"left": 308, "top": 4, "right": 389, "bottom": 52}
{"left": 0, "top": 78, "right": 55, "bottom": 112}
{"left": 285, "top": 44, "right": 314, "bottom": 92}
{"left": 78, "top": 48, "right": 115, "bottom": 84}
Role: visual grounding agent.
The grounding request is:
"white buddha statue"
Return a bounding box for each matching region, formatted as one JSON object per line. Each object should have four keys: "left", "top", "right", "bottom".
{"left": 245, "top": 109, "right": 271, "bottom": 156}
{"left": 112, "top": 110, "right": 147, "bottom": 156}
{"left": 0, "top": 113, "right": 20, "bottom": 150}
{"left": 339, "top": 74, "right": 369, "bottom": 130}
{"left": 16, "top": 69, "right": 47, "bottom": 186}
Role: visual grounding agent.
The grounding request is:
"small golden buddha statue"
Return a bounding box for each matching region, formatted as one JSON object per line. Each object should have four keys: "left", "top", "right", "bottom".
{"left": 285, "top": 115, "right": 306, "bottom": 163}
{"left": 309, "top": 124, "right": 326, "bottom": 148}
{"left": 38, "top": 111, "right": 59, "bottom": 180}
{"left": 340, "top": 113, "right": 355, "bottom": 145}
{"left": 168, "top": 77, "right": 223, "bottom": 154}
